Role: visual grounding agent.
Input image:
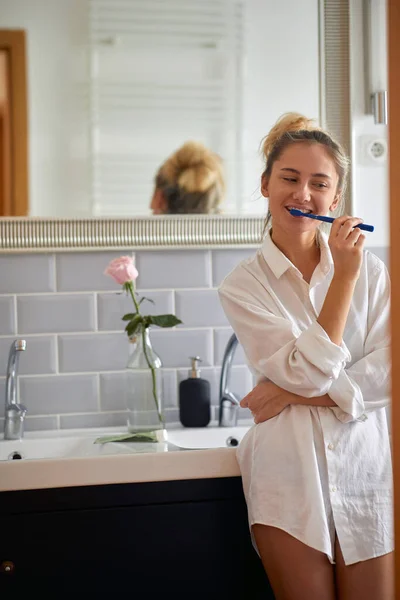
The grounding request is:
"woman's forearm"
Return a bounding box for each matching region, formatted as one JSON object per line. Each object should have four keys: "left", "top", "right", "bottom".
{"left": 317, "top": 275, "right": 357, "bottom": 345}
{"left": 288, "top": 393, "right": 337, "bottom": 408}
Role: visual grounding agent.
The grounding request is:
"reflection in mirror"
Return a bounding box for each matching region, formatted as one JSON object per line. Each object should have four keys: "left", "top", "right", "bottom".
{"left": 150, "top": 141, "right": 225, "bottom": 215}
{"left": 0, "top": 0, "right": 322, "bottom": 218}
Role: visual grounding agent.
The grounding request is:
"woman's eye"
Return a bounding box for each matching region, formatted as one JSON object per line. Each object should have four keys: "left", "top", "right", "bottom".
{"left": 283, "top": 177, "right": 297, "bottom": 183}
{"left": 314, "top": 182, "right": 328, "bottom": 189}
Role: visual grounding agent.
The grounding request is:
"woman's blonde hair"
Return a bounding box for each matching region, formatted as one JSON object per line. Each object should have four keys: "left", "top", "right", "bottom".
{"left": 261, "top": 112, "right": 350, "bottom": 233}
{"left": 155, "top": 141, "right": 225, "bottom": 214}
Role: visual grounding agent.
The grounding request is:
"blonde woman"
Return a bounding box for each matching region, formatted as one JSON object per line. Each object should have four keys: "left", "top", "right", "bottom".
{"left": 150, "top": 141, "right": 225, "bottom": 214}
{"left": 218, "top": 113, "right": 393, "bottom": 600}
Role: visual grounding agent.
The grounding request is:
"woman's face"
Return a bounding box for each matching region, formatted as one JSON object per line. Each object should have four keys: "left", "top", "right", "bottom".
{"left": 261, "top": 142, "right": 340, "bottom": 235}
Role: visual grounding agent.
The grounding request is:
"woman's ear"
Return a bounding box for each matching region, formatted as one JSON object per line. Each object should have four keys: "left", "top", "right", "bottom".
{"left": 329, "top": 193, "right": 341, "bottom": 213}
{"left": 261, "top": 174, "right": 269, "bottom": 198}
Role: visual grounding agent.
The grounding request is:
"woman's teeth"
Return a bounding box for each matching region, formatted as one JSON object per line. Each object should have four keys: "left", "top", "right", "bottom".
{"left": 286, "top": 207, "right": 312, "bottom": 214}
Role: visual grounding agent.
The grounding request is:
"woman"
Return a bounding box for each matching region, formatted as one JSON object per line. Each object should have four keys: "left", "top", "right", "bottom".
{"left": 218, "top": 113, "right": 394, "bottom": 600}
{"left": 150, "top": 140, "right": 225, "bottom": 214}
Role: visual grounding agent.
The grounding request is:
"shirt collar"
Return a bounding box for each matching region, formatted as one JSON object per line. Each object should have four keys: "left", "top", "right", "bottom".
{"left": 261, "top": 228, "right": 334, "bottom": 280}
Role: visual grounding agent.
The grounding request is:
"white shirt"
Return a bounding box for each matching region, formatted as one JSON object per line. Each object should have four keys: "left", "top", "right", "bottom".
{"left": 218, "top": 230, "right": 393, "bottom": 566}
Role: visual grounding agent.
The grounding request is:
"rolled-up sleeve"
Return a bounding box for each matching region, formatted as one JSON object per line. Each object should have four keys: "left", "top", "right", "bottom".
{"left": 328, "top": 261, "right": 391, "bottom": 423}
{"left": 218, "top": 286, "right": 351, "bottom": 398}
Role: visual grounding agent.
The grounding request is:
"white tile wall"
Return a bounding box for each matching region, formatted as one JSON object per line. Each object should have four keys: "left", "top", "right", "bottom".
{"left": 0, "top": 247, "right": 257, "bottom": 431}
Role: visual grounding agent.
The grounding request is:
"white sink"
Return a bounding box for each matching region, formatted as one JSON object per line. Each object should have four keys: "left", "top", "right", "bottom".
{"left": 0, "top": 432, "right": 167, "bottom": 461}
{"left": 166, "top": 425, "right": 252, "bottom": 449}
{"left": 0, "top": 423, "right": 253, "bottom": 462}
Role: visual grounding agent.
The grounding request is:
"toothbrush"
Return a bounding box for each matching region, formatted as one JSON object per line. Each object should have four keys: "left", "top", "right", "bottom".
{"left": 289, "top": 209, "right": 374, "bottom": 232}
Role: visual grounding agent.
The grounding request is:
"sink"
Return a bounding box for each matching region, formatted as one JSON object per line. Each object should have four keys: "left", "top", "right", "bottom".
{"left": 0, "top": 432, "right": 168, "bottom": 461}
{"left": 166, "top": 425, "right": 252, "bottom": 449}
{"left": 0, "top": 423, "right": 253, "bottom": 462}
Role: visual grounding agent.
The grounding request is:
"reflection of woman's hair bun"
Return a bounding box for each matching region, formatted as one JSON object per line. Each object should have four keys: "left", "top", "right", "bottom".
{"left": 160, "top": 141, "right": 224, "bottom": 194}
{"left": 155, "top": 140, "right": 225, "bottom": 214}
{"left": 261, "top": 112, "right": 319, "bottom": 163}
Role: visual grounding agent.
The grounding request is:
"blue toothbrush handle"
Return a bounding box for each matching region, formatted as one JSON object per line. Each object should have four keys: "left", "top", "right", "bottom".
{"left": 289, "top": 209, "right": 374, "bottom": 233}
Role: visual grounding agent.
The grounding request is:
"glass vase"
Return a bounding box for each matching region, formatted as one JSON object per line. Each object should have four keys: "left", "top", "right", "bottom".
{"left": 125, "top": 327, "right": 164, "bottom": 434}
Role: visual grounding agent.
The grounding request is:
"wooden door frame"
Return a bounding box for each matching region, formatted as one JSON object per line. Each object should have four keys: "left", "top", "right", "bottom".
{"left": 0, "top": 30, "right": 28, "bottom": 216}
{"left": 388, "top": 0, "right": 400, "bottom": 596}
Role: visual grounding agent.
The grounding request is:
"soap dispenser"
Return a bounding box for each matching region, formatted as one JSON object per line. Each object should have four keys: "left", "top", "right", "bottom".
{"left": 179, "top": 356, "right": 211, "bottom": 427}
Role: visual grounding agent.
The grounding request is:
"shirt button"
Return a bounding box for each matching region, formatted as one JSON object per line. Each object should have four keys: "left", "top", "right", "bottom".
{"left": 327, "top": 443, "right": 335, "bottom": 450}
{"left": 331, "top": 486, "right": 337, "bottom": 493}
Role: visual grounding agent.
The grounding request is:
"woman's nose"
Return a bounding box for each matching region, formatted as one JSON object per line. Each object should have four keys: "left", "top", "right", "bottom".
{"left": 292, "top": 185, "right": 311, "bottom": 202}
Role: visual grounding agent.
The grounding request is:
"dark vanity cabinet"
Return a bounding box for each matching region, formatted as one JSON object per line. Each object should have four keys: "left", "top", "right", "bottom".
{"left": 0, "top": 476, "right": 274, "bottom": 599}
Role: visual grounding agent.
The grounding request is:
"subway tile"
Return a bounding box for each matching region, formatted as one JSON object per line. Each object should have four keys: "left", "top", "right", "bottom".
{"left": 212, "top": 248, "right": 257, "bottom": 287}
{"left": 150, "top": 329, "right": 213, "bottom": 369}
{"left": 56, "top": 251, "right": 135, "bottom": 292}
{"left": 98, "top": 290, "right": 174, "bottom": 331}
{"left": 58, "top": 332, "right": 128, "bottom": 373}
{"left": 0, "top": 336, "right": 56, "bottom": 377}
{"left": 0, "top": 254, "right": 55, "bottom": 293}
{"left": 100, "top": 370, "right": 178, "bottom": 411}
{"left": 17, "top": 294, "right": 95, "bottom": 334}
{"left": 0, "top": 296, "right": 16, "bottom": 335}
{"left": 135, "top": 250, "right": 211, "bottom": 289}
{"left": 60, "top": 411, "right": 126, "bottom": 430}
{"left": 24, "top": 416, "right": 59, "bottom": 431}
{"left": 214, "top": 329, "right": 248, "bottom": 366}
{"left": 164, "top": 408, "right": 180, "bottom": 424}
{"left": 175, "top": 289, "right": 228, "bottom": 328}
{"left": 19, "top": 374, "right": 98, "bottom": 415}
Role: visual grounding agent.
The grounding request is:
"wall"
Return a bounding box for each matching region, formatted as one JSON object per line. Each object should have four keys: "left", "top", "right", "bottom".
{"left": 350, "top": 0, "right": 389, "bottom": 251}
{"left": 0, "top": 0, "right": 320, "bottom": 217}
{"left": 0, "top": 247, "right": 257, "bottom": 432}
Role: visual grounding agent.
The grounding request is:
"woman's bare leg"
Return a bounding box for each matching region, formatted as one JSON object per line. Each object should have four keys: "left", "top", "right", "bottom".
{"left": 334, "top": 536, "right": 394, "bottom": 600}
{"left": 252, "top": 524, "right": 336, "bottom": 600}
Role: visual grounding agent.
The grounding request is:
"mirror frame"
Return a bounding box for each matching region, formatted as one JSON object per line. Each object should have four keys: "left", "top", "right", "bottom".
{"left": 0, "top": 215, "right": 266, "bottom": 252}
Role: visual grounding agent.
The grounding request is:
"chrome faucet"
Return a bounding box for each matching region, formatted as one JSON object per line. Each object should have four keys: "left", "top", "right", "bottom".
{"left": 4, "top": 339, "right": 27, "bottom": 440}
{"left": 219, "top": 333, "right": 241, "bottom": 427}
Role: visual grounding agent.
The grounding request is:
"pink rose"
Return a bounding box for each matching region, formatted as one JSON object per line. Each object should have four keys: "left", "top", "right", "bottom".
{"left": 105, "top": 256, "right": 139, "bottom": 285}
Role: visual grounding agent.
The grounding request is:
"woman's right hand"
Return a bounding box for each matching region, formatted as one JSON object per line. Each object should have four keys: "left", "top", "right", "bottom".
{"left": 240, "top": 381, "right": 289, "bottom": 424}
{"left": 328, "top": 215, "right": 366, "bottom": 282}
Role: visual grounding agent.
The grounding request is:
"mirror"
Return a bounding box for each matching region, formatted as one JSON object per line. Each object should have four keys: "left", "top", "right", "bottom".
{"left": 0, "top": 0, "right": 321, "bottom": 218}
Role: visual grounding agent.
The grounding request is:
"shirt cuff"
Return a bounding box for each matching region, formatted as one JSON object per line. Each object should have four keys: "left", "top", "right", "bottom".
{"left": 328, "top": 370, "right": 367, "bottom": 423}
{"left": 295, "top": 321, "right": 351, "bottom": 379}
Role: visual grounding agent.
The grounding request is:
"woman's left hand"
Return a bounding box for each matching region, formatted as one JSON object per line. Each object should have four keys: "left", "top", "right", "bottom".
{"left": 240, "top": 380, "right": 290, "bottom": 424}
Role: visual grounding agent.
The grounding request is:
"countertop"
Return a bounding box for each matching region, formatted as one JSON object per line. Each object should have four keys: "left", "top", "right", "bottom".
{"left": 0, "top": 424, "right": 246, "bottom": 493}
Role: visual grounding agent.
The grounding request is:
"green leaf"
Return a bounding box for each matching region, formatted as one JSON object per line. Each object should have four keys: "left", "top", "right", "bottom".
{"left": 148, "top": 314, "right": 182, "bottom": 328}
{"left": 125, "top": 314, "right": 143, "bottom": 336}
{"left": 139, "top": 296, "right": 155, "bottom": 306}
{"left": 122, "top": 313, "right": 137, "bottom": 321}
{"left": 141, "top": 315, "right": 153, "bottom": 329}
{"left": 94, "top": 431, "right": 159, "bottom": 444}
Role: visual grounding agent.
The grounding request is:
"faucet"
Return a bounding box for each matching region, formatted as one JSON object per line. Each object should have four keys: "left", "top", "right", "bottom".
{"left": 219, "top": 333, "right": 241, "bottom": 427}
{"left": 4, "top": 339, "right": 27, "bottom": 440}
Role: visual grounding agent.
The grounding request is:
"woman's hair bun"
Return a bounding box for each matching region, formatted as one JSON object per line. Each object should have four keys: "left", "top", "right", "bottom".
{"left": 261, "top": 112, "right": 319, "bottom": 162}
{"left": 160, "top": 141, "right": 223, "bottom": 194}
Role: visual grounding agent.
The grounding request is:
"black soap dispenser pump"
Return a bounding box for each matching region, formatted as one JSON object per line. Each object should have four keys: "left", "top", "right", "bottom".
{"left": 179, "top": 356, "right": 211, "bottom": 427}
